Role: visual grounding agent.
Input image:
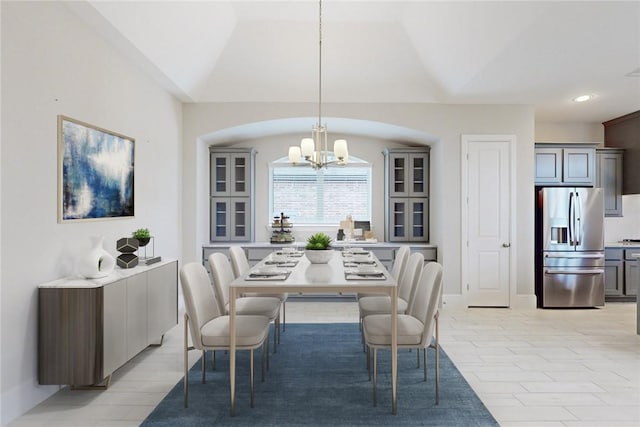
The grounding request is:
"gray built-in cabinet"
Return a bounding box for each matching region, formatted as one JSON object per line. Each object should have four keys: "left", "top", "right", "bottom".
{"left": 384, "top": 148, "right": 430, "bottom": 242}
{"left": 534, "top": 143, "right": 597, "bottom": 186}
{"left": 605, "top": 247, "right": 639, "bottom": 301}
{"left": 210, "top": 147, "right": 256, "bottom": 242}
{"left": 596, "top": 148, "right": 624, "bottom": 217}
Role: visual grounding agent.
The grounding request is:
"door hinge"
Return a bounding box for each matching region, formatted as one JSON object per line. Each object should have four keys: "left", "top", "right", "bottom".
{"left": 467, "top": 283, "right": 469, "bottom": 291}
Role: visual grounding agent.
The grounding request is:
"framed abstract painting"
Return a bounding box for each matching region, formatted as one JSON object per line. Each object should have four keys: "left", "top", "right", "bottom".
{"left": 58, "top": 115, "right": 135, "bottom": 222}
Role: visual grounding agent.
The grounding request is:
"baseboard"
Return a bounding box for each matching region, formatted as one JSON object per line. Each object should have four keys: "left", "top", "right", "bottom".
{"left": 442, "top": 293, "right": 537, "bottom": 309}
{"left": 442, "top": 294, "right": 466, "bottom": 308}
{"left": 511, "top": 294, "right": 537, "bottom": 309}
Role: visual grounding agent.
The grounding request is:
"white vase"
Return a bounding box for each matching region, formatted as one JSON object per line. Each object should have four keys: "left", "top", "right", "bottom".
{"left": 78, "top": 236, "right": 116, "bottom": 279}
{"left": 305, "top": 249, "right": 334, "bottom": 264}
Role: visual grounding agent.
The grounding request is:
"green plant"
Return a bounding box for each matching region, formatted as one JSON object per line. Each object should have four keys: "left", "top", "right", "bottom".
{"left": 305, "top": 232, "right": 332, "bottom": 250}
{"left": 132, "top": 228, "right": 151, "bottom": 239}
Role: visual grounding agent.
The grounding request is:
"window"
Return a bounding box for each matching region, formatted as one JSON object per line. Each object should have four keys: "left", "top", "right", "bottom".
{"left": 270, "top": 157, "right": 371, "bottom": 225}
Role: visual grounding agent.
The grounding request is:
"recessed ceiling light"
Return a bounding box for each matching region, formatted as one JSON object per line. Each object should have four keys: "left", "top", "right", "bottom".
{"left": 572, "top": 94, "right": 593, "bottom": 103}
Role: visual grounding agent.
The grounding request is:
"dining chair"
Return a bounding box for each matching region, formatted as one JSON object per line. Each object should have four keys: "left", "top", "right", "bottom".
{"left": 358, "top": 252, "right": 424, "bottom": 328}
{"left": 356, "top": 245, "right": 410, "bottom": 301}
{"left": 229, "top": 245, "right": 289, "bottom": 334}
{"left": 208, "top": 252, "right": 282, "bottom": 352}
{"left": 363, "top": 261, "right": 443, "bottom": 406}
{"left": 180, "top": 262, "right": 270, "bottom": 408}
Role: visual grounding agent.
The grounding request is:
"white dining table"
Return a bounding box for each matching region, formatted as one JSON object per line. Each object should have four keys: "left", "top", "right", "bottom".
{"left": 228, "top": 249, "right": 399, "bottom": 415}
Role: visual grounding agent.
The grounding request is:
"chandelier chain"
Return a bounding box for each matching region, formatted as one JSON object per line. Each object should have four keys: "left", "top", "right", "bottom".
{"left": 318, "top": 0, "right": 323, "bottom": 126}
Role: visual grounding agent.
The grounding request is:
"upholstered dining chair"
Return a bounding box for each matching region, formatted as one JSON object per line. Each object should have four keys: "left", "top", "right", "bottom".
{"left": 363, "top": 261, "right": 443, "bottom": 406}
{"left": 208, "top": 252, "right": 282, "bottom": 352}
{"left": 229, "top": 245, "right": 288, "bottom": 334}
{"left": 358, "top": 252, "right": 424, "bottom": 331}
{"left": 180, "top": 262, "right": 270, "bottom": 408}
{"left": 356, "top": 245, "right": 410, "bottom": 301}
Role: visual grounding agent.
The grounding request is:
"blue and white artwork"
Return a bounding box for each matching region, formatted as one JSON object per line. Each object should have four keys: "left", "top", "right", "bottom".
{"left": 59, "top": 116, "right": 134, "bottom": 221}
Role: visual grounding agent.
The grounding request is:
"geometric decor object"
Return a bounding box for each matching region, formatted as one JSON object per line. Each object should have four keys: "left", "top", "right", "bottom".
{"left": 117, "top": 252, "right": 138, "bottom": 269}
{"left": 116, "top": 237, "right": 139, "bottom": 268}
{"left": 116, "top": 237, "right": 139, "bottom": 253}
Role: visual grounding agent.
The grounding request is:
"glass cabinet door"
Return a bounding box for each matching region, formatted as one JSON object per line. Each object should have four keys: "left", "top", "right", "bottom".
{"left": 231, "top": 154, "right": 250, "bottom": 197}
{"left": 409, "top": 154, "right": 429, "bottom": 197}
{"left": 210, "top": 198, "right": 230, "bottom": 241}
{"left": 210, "top": 154, "right": 230, "bottom": 196}
{"left": 389, "top": 154, "right": 409, "bottom": 197}
{"left": 230, "top": 198, "right": 248, "bottom": 241}
{"left": 389, "top": 198, "right": 408, "bottom": 241}
{"left": 410, "top": 199, "right": 429, "bottom": 242}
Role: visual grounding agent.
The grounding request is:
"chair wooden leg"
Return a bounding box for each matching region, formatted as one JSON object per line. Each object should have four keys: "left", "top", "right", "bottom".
{"left": 372, "top": 348, "right": 378, "bottom": 407}
{"left": 435, "top": 314, "right": 440, "bottom": 405}
{"left": 201, "top": 350, "right": 206, "bottom": 384}
{"left": 250, "top": 349, "right": 255, "bottom": 408}
{"left": 273, "top": 320, "right": 278, "bottom": 353}
{"left": 266, "top": 331, "right": 270, "bottom": 371}
{"left": 212, "top": 350, "right": 216, "bottom": 370}
{"left": 282, "top": 301, "right": 286, "bottom": 332}
{"left": 417, "top": 346, "right": 420, "bottom": 368}
{"left": 184, "top": 313, "right": 189, "bottom": 408}
{"left": 367, "top": 345, "right": 371, "bottom": 380}
{"left": 423, "top": 348, "right": 427, "bottom": 381}
{"left": 261, "top": 340, "right": 266, "bottom": 382}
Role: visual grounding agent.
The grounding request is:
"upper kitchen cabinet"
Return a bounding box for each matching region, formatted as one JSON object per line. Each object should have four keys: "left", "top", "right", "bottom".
{"left": 384, "top": 147, "right": 430, "bottom": 242}
{"left": 603, "top": 110, "right": 640, "bottom": 195}
{"left": 209, "top": 147, "right": 256, "bottom": 242}
{"left": 596, "top": 148, "right": 624, "bottom": 217}
{"left": 534, "top": 143, "right": 597, "bottom": 186}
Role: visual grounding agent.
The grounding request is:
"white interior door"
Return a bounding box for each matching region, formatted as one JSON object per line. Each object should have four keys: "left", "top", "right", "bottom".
{"left": 462, "top": 135, "right": 513, "bottom": 307}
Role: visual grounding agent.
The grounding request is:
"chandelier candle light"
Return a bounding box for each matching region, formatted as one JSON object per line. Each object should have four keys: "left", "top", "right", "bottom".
{"left": 288, "top": 0, "right": 348, "bottom": 170}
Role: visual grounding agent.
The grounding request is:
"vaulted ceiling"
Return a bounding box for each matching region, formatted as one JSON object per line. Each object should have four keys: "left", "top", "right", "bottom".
{"left": 69, "top": 1, "right": 640, "bottom": 123}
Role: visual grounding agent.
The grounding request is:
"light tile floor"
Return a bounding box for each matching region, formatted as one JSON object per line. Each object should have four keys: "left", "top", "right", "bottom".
{"left": 7, "top": 301, "right": 640, "bottom": 426}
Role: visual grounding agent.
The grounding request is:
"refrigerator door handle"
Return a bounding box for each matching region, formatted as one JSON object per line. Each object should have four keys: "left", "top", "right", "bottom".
{"left": 545, "top": 269, "right": 604, "bottom": 275}
{"left": 575, "top": 192, "right": 581, "bottom": 246}
{"left": 544, "top": 253, "right": 604, "bottom": 259}
{"left": 568, "top": 192, "right": 575, "bottom": 246}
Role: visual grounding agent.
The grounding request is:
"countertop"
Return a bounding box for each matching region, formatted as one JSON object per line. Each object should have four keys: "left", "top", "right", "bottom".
{"left": 38, "top": 259, "right": 177, "bottom": 288}
{"left": 605, "top": 242, "right": 640, "bottom": 249}
{"left": 203, "top": 241, "right": 438, "bottom": 249}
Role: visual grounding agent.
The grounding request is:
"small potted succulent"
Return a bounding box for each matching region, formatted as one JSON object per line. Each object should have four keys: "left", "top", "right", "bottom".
{"left": 305, "top": 232, "right": 334, "bottom": 264}
{"left": 132, "top": 228, "right": 151, "bottom": 247}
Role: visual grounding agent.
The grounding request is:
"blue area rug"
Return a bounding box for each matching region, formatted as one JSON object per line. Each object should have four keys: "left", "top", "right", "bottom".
{"left": 141, "top": 323, "right": 498, "bottom": 426}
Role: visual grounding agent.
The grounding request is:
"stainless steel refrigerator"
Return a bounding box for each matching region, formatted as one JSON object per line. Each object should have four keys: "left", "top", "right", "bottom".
{"left": 535, "top": 187, "right": 605, "bottom": 308}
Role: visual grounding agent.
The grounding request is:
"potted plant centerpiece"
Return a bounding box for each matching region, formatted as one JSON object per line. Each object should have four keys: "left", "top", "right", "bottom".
{"left": 132, "top": 228, "right": 151, "bottom": 247}
{"left": 305, "top": 232, "right": 334, "bottom": 264}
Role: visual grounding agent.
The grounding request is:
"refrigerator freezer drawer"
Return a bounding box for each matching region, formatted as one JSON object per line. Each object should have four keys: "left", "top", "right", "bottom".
{"left": 543, "top": 268, "right": 604, "bottom": 307}
{"left": 543, "top": 252, "right": 604, "bottom": 268}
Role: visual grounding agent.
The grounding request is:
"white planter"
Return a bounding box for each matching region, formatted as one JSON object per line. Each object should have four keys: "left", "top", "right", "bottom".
{"left": 305, "top": 249, "right": 334, "bottom": 264}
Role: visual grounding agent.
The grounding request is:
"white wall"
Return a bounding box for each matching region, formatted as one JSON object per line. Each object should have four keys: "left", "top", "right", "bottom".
{"left": 0, "top": 2, "right": 182, "bottom": 424}
{"left": 604, "top": 195, "right": 640, "bottom": 242}
{"left": 182, "top": 102, "right": 536, "bottom": 305}
{"left": 535, "top": 122, "right": 604, "bottom": 144}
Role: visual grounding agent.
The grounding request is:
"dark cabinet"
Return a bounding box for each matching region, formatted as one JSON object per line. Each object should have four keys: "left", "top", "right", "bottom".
{"left": 596, "top": 148, "right": 624, "bottom": 217}
{"left": 603, "top": 110, "right": 640, "bottom": 195}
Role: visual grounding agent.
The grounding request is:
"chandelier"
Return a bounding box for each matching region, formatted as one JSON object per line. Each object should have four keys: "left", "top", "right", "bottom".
{"left": 288, "top": 0, "right": 348, "bottom": 170}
